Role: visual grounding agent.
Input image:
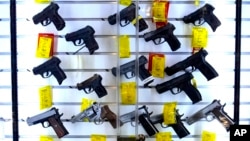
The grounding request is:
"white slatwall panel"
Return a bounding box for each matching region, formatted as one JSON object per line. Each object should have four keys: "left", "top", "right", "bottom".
{"left": 0, "top": 0, "right": 239, "bottom": 141}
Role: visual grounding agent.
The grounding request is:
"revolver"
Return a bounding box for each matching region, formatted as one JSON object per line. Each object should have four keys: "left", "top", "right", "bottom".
{"left": 32, "top": 56, "right": 67, "bottom": 85}
{"left": 155, "top": 72, "right": 202, "bottom": 104}
{"left": 32, "top": 2, "right": 65, "bottom": 31}
{"left": 149, "top": 111, "right": 190, "bottom": 138}
{"left": 76, "top": 74, "right": 107, "bottom": 98}
{"left": 26, "top": 107, "right": 69, "bottom": 138}
{"left": 111, "top": 56, "right": 154, "bottom": 87}
{"left": 143, "top": 22, "right": 181, "bottom": 51}
{"left": 176, "top": 3, "right": 221, "bottom": 32}
{"left": 65, "top": 26, "right": 99, "bottom": 55}
{"left": 164, "top": 49, "right": 219, "bottom": 81}
{"left": 185, "top": 99, "right": 235, "bottom": 131}
{"left": 108, "top": 3, "right": 148, "bottom": 32}
{"left": 70, "top": 102, "right": 118, "bottom": 129}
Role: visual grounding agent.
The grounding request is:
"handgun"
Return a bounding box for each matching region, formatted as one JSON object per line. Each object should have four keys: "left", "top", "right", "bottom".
{"left": 176, "top": 3, "right": 221, "bottom": 32}
{"left": 155, "top": 72, "right": 202, "bottom": 104}
{"left": 111, "top": 56, "right": 154, "bottom": 87}
{"left": 150, "top": 111, "right": 190, "bottom": 138}
{"left": 70, "top": 102, "right": 102, "bottom": 123}
{"left": 164, "top": 49, "right": 218, "bottom": 81}
{"left": 108, "top": 3, "right": 148, "bottom": 32}
{"left": 26, "top": 107, "right": 69, "bottom": 138}
{"left": 76, "top": 74, "right": 107, "bottom": 98}
{"left": 143, "top": 22, "right": 181, "bottom": 51}
{"left": 65, "top": 26, "right": 99, "bottom": 55}
{"left": 101, "top": 105, "right": 120, "bottom": 129}
{"left": 119, "top": 105, "right": 152, "bottom": 126}
{"left": 32, "top": 2, "right": 65, "bottom": 31}
{"left": 32, "top": 56, "right": 67, "bottom": 85}
{"left": 185, "top": 99, "right": 235, "bottom": 131}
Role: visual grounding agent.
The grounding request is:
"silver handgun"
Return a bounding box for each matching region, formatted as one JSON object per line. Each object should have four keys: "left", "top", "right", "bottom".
{"left": 70, "top": 102, "right": 102, "bottom": 124}
{"left": 119, "top": 105, "right": 152, "bottom": 126}
{"left": 185, "top": 99, "right": 235, "bottom": 131}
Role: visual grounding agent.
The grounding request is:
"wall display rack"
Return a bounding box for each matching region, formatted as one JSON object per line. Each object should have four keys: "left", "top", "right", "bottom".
{"left": 0, "top": 0, "right": 246, "bottom": 141}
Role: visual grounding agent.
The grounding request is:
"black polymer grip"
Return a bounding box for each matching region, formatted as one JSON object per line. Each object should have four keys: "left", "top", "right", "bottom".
{"left": 52, "top": 65, "right": 67, "bottom": 85}
{"left": 181, "top": 80, "right": 202, "bottom": 104}
{"left": 197, "top": 60, "right": 219, "bottom": 81}
{"left": 139, "top": 114, "right": 159, "bottom": 136}
{"left": 52, "top": 12, "right": 65, "bottom": 31}
{"left": 85, "top": 36, "right": 99, "bottom": 55}
{"left": 132, "top": 18, "right": 148, "bottom": 32}
{"left": 94, "top": 85, "right": 108, "bottom": 98}
{"left": 169, "top": 116, "right": 190, "bottom": 138}
{"left": 165, "top": 32, "right": 181, "bottom": 51}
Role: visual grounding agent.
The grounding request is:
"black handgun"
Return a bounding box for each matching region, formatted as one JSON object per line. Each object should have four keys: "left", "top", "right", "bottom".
{"left": 32, "top": 2, "right": 65, "bottom": 31}
{"left": 108, "top": 3, "right": 148, "bottom": 32}
{"left": 76, "top": 74, "right": 107, "bottom": 98}
{"left": 143, "top": 22, "right": 181, "bottom": 51}
{"left": 26, "top": 107, "right": 69, "bottom": 138}
{"left": 32, "top": 56, "right": 67, "bottom": 85}
{"left": 164, "top": 49, "right": 218, "bottom": 81}
{"left": 185, "top": 99, "right": 235, "bottom": 131}
{"left": 150, "top": 111, "right": 190, "bottom": 138}
{"left": 155, "top": 72, "right": 202, "bottom": 104}
{"left": 111, "top": 56, "right": 154, "bottom": 87}
{"left": 176, "top": 3, "right": 221, "bottom": 32}
{"left": 65, "top": 26, "right": 99, "bottom": 55}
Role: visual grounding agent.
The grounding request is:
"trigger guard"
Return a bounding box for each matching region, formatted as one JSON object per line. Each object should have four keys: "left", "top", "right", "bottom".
{"left": 161, "top": 123, "right": 168, "bottom": 128}
{"left": 83, "top": 87, "right": 94, "bottom": 94}
{"left": 74, "top": 39, "right": 85, "bottom": 46}
{"left": 170, "top": 88, "right": 182, "bottom": 95}
{"left": 120, "top": 19, "right": 130, "bottom": 27}
{"left": 94, "top": 118, "right": 104, "bottom": 125}
{"left": 42, "top": 71, "right": 52, "bottom": 78}
{"left": 206, "top": 114, "right": 215, "bottom": 122}
{"left": 41, "top": 18, "right": 51, "bottom": 26}
{"left": 125, "top": 72, "right": 135, "bottom": 79}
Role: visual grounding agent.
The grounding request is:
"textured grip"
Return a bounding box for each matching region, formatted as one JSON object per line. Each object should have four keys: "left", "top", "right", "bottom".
{"left": 181, "top": 81, "right": 202, "bottom": 104}
{"left": 165, "top": 33, "right": 181, "bottom": 51}
{"left": 139, "top": 114, "right": 159, "bottom": 136}
{"left": 48, "top": 117, "right": 69, "bottom": 138}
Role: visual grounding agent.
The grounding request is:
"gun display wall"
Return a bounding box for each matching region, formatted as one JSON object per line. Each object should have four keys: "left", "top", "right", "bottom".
{"left": 1, "top": 0, "right": 250, "bottom": 141}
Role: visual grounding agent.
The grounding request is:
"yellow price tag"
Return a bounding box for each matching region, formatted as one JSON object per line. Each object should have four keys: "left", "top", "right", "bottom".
{"left": 35, "top": 0, "right": 51, "bottom": 4}
{"left": 163, "top": 102, "right": 177, "bottom": 125}
{"left": 201, "top": 130, "right": 216, "bottom": 141}
{"left": 39, "top": 85, "right": 52, "bottom": 110}
{"left": 81, "top": 98, "right": 95, "bottom": 111}
{"left": 195, "top": 0, "right": 200, "bottom": 6}
{"left": 119, "top": 0, "right": 131, "bottom": 6}
{"left": 152, "top": 55, "right": 165, "bottom": 78}
{"left": 156, "top": 132, "right": 172, "bottom": 141}
{"left": 131, "top": 16, "right": 142, "bottom": 25}
{"left": 119, "top": 35, "right": 130, "bottom": 58}
{"left": 192, "top": 27, "right": 208, "bottom": 48}
{"left": 152, "top": 2, "right": 166, "bottom": 22}
{"left": 120, "top": 82, "right": 136, "bottom": 104}
{"left": 40, "top": 135, "right": 53, "bottom": 141}
{"left": 36, "top": 36, "right": 53, "bottom": 58}
{"left": 91, "top": 134, "right": 106, "bottom": 141}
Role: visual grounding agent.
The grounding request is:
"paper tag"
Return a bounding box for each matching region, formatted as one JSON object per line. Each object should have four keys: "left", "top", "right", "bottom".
{"left": 148, "top": 53, "right": 165, "bottom": 78}
{"left": 40, "top": 135, "right": 53, "bottom": 141}
{"left": 156, "top": 132, "right": 172, "bottom": 141}
{"left": 35, "top": 0, "right": 51, "bottom": 3}
{"left": 91, "top": 134, "right": 106, "bottom": 141}
{"left": 36, "top": 33, "right": 54, "bottom": 58}
{"left": 202, "top": 130, "right": 216, "bottom": 141}
{"left": 192, "top": 27, "right": 208, "bottom": 48}
{"left": 39, "top": 85, "right": 52, "bottom": 110}
{"left": 120, "top": 82, "right": 136, "bottom": 104}
{"left": 195, "top": 0, "right": 200, "bottom": 6}
{"left": 81, "top": 98, "right": 95, "bottom": 111}
{"left": 152, "top": 2, "right": 166, "bottom": 22}
{"left": 119, "top": 35, "right": 130, "bottom": 58}
{"left": 119, "top": 0, "right": 131, "bottom": 6}
{"left": 192, "top": 78, "right": 197, "bottom": 89}
{"left": 163, "top": 102, "right": 177, "bottom": 125}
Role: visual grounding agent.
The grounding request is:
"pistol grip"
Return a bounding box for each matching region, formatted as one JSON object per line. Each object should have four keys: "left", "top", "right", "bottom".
{"left": 52, "top": 67, "right": 67, "bottom": 85}
{"left": 48, "top": 117, "right": 69, "bottom": 138}
{"left": 181, "top": 81, "right": 202, "bottom": 104}
{"left": 132, "top": 18, "right": 148, "bottom": 32}
{"left": 197, "top": 60, "right": 219, "bottom": 81}
{"left": 165, "top": 34, "right": 181, "bottom": 51}
{"left": 170, "top": 121, "right": 190, "bottom": 138}
{"left": 139, "top": 114, "right": 159, "bottom": 136}
{"left": 204, "top": 14, "right": 221, "bottom": 32}
{"left": 95, "top": 85, "right": 108, "bottom": 98}
{"left": 52, "top": 13, "right": 66, "bottom": 31}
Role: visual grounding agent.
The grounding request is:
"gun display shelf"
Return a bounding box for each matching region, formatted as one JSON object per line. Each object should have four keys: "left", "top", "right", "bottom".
{"left": 3, "top": 0, "right": 246, "bottom": 141}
